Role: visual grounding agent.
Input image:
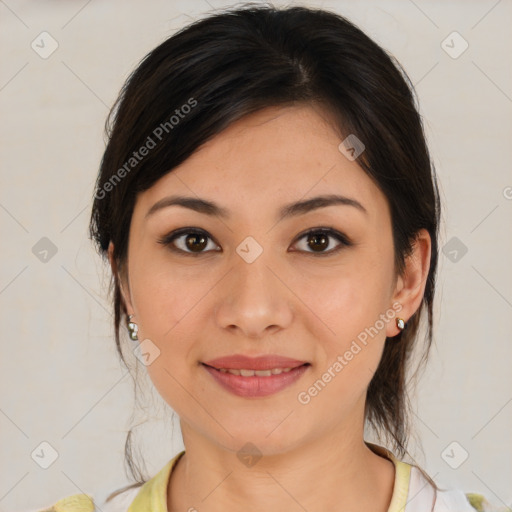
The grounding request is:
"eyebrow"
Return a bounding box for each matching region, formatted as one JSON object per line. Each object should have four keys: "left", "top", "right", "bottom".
{"left": 145, "top": 193, "right": 367, "bottom": 221}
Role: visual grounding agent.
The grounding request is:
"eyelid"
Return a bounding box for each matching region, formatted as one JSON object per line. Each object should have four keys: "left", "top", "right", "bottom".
{"left": 157, "top": 227, "right": 352, "bottom": 256}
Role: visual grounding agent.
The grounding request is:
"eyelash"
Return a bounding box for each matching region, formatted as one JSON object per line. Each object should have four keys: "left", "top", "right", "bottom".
{"left": 157, "top": 227, "right": 352, "bottom": 257}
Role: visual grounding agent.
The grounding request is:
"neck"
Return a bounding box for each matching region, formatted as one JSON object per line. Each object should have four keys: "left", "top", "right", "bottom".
{"left": 167, "top": 425, "right": 395, "bottom": 512}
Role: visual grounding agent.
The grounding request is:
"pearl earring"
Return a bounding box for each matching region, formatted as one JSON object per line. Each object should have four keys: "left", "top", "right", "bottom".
{"left": 396, "top": 317, "right": 406, "bottom": 331}
{"left": 127, "top": 315, "right": 139, "bottom": 341}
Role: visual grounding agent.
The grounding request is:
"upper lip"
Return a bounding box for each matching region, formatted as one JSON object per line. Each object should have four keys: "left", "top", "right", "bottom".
{"left": 203, "top": 354, "right": 309, "bottom": 371}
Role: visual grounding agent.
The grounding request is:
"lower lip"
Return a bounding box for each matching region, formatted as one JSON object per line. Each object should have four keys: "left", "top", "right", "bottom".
{"left": 202, "top": 363, "right": 310, "bottom": 398}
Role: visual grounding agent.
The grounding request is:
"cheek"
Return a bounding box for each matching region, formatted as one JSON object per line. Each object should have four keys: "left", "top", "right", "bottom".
{"left": 129, "top": 247, "right": 212, "bottom": 341}
{"left": 296, "top": 273, "right": 389, "bottom": 415}
{"left": 298, "top": 253, "right": 392, "bottom": 338}
{"left": 126, "top": 260, "right": 207, "bottom": 386}
{"left": 128, "top": 262, "right": 204, "bottom": 410}
{"left": 295, "top": 250, "right": 393, "bottom": 392}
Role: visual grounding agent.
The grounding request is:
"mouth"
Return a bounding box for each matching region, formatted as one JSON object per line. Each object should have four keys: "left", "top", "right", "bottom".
{"left": 201, "top": 362, "right": 311, "bottom": 398}
{"left": 202, "top": 363, "right": 310, "bottom": 376}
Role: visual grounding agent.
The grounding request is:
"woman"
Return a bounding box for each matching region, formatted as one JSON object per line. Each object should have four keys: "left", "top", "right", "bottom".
{"left": 38, "top": 4, "right": 495, "bottom": 512}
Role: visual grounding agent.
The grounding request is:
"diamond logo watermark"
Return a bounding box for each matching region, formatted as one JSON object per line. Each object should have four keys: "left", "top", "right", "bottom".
{"left": 31, "top": 441, "right": 59, "bottom": 469}
{"left": 133, "top": 338, "right": 161, "bottom": 366}
{"left": 442, "top": 236, "right": 468, "bottom": 263}
{"left": 237, "top": 442, "right": 262, "bottom": 468}
{"left": 338, "top": 134, "right": 365, "bottom": 161}
{"left": 441, "top": 31, "right": 469, "bottom": 59}
{"left": 441, "top": 441, "right": 469, "bottom": 469}
{"left": 236, "top": 236, "right": 263, "bottom": 264}
{"left": 32, "top": 237, "right": 58, "bottom": 263}
{"left": 31, "top": 31, "right": 59, "bottom": 59}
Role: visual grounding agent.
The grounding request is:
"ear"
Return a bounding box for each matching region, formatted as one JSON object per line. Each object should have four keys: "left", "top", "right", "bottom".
{"left": 387, "top": 229, "right": 432, "bottom": 337}
{"left": 108, "top": 241, "right": 135, "bottom": 315}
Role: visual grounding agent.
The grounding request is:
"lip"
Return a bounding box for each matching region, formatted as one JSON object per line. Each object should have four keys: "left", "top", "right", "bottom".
{"left": 203, "top": 354, "right": 308, "bottom": 371}
{"left": 202, "top": 362, "right": 310, "bottom": 398}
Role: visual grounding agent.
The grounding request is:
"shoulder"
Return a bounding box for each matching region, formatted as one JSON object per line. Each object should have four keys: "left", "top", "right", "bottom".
{"left": 408, "top": 466, "right": 508, "bottom": 512}
{"left": 100, "top": 485, "right": 142, "bottom": 512}
{"left": 435, "top": 490, "right": 509, "bottom": 512}
{"left": 32, "top": 451, "right": 184, "bottom": 512}
{"left": 464, "top": 493, "right": 511, "bottom": 512}
{"left": 32, "top": 485, "right": 142, "bottom": 512}
{"left": 31, "top": 494, "right": 95, "bottom": 512}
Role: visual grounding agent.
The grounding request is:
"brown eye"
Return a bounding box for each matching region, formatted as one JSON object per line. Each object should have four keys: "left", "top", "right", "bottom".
{"left": 293, "top": 228, "right": 351, "bottom": 255}
{"left": 307, "top": 232, "right": 330, "bottom": 252}
{"left": 184, "top": 233, "right": 208, "bottom": 252}
{"left": 158, "top": 228, "right": 220, "bottom": 255}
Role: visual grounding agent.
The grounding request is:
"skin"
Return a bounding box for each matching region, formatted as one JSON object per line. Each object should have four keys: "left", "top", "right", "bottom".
{"left": 109, "top": 104, "right": 431, "bottom": 512}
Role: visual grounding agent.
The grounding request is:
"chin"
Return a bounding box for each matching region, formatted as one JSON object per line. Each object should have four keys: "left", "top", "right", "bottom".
{"left": 211, "top": 425, "right": 306, "bottom": 459}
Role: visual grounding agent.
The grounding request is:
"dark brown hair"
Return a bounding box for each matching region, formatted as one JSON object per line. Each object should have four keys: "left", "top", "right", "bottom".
{"left": 90, "top": 2, "right": 443, "bottom": 501}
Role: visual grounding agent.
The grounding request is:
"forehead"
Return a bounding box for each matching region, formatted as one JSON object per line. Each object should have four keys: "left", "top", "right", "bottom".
{"left": 135, "top": 105, "right": 388, "bottom": 222}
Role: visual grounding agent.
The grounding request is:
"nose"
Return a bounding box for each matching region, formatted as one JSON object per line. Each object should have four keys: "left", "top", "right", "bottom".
{"left": 214, "top": 254, "right": 294, "bottom": 339}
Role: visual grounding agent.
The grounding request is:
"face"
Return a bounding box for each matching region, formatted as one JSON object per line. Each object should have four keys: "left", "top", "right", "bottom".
{"left": 115, "top": 104, "right": 418, "bottom": 456}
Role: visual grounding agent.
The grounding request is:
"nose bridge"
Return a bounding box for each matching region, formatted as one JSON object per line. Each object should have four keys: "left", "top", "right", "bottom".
{"left": 214, "top": 241, "right": 293, "bottom": 337}
{"left": 233, "top": 244, "right": 279, "bottom": 309}
{"left": 237, "top": 248, "right": 273, "bottom": 292}
{"left": 233, "top": 231, "right": 277, "bottom": 294}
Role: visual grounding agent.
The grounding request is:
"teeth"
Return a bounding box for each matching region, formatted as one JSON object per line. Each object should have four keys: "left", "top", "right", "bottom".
{"left": 218, "top": 367, "right": 296, "bottom": 376}
{"left": 241, "top": 369, "right": 258, "bottom": 377}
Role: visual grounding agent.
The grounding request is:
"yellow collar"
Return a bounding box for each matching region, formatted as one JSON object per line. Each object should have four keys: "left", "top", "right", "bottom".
{"left": 127, "top": 451, "right": 185, "bottom": 512}
{"left": 366, "top": 441, "right": 411, "bottom": 512}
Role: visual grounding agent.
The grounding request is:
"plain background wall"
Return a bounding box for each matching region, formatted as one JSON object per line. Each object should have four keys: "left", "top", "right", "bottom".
{"left": 1, "top": 0, "right": 511, "bottom": 510}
